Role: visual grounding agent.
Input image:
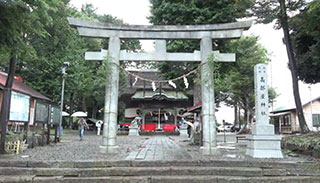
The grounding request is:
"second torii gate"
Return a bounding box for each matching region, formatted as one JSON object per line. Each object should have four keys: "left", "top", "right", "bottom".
{"left": 68, "top": 18, "right": 252, "bottom": 155}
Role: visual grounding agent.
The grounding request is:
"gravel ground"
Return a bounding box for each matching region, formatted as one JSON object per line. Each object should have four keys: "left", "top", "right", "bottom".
{"left": 4, "top": 130, "right": 146, "bottom": 161}
{"left": 1, "top": 131, "right": 319, "bottom": 164}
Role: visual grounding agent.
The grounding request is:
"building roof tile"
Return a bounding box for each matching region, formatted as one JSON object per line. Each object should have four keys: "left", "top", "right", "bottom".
{"left": 0, "top": 72, "right": 52, "bottom": 101}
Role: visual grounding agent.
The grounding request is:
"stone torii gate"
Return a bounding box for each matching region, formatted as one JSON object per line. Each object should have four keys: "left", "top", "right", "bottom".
{"left": 68, "top": 18, "right": 252, "bottom": 155}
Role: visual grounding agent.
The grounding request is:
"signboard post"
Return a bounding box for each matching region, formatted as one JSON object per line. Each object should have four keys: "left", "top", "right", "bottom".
{"left": 47, "top": 105, "right": 51, "bottom": 145}
{"left": 35, "top": 101, "right": 49, "bottom": 123}
{"left": 50, "top": 105, "right": 61, "bottom": 143}
{"left": 34, "top": 100, "right": 50, "bottom": 146}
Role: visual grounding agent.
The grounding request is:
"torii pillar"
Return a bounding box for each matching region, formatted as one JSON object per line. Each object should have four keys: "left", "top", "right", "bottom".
{"left": 101, "top": 37, "right": 120, "bottom": 153}
{"left": 200, "top": 37, "right": 217, "bottom": 155}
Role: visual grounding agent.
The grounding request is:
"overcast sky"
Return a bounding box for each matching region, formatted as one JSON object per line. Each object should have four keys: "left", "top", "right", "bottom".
{"left": 70, "top": 0, "right": 320, "bottom": 123}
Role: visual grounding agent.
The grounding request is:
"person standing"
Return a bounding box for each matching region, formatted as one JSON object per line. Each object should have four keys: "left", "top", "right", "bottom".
{"left": 194, "top": 119, "right": 200, "bottom": 133}
{"left": 78, "top": 117, "right": 89, "bottom": 141}
{"left": 164, "top": 113, "right": 169, "bottom": 124}
{"left": 187, "top": 123, "right": 192, "bottom": 138}
{"left": 179, "top": 118, "right": 185, "bottom": 127}
{"left": 95, "top": 120, "right": 103, "bottom": 136}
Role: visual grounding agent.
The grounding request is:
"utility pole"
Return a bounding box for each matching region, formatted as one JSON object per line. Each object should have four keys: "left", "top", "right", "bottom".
{"left": 58, "top": 62, "right": 69, "bottom": 138}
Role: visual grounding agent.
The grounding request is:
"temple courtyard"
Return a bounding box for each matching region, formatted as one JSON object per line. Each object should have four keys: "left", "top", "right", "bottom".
{"left": 1, "top": 131, "right": 255, "bottom": 161}
{"left": 0, "top": 131, "right": 320, "bottom": 182}
{"left": 0, "top": 131, "right": 314, "bottom": 162}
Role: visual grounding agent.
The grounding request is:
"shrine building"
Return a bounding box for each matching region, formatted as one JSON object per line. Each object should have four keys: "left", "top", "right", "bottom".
{"left": 120, "top": 69, "right": 193, "bottom": 132}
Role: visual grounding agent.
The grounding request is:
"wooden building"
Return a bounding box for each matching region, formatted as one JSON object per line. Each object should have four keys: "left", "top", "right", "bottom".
{"left": 270, "top": 97, "right": 320, "bottom": 134}
{"left": 0, "top": 72, "right": 52, "bottom": 126}
{"left": 120, "top": 70, "right": 193, "bottom": 131}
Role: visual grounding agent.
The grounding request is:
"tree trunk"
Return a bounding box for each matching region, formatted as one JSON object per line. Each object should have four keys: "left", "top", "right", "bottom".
{"left": 234, "top": 103, "right": 239, "bottom": 126}
{"left": 238, "top": 108, "right": 248, "bottom": 134}
{"left": 246, "top": 109, "right": 250, "bottom": 130}
{"left": 0, "top": 55, "right": 17, "bottom": 154}
{"left": 68, "top": 93, "right": 74, "bottom": 129}
{"left": 249, "top": 113, "right": 253, "bottom": 130}
{"left": 279, "top": 0, "right": 310, "bottom": 133}
{"left": 92, "top": 100, "right": 98, "bottom": 119}
{"left": 238, "top": 106, "right": 241, "bottom": 128}
{"left": 81, "top": 96, "right": 86, "bottom": 112}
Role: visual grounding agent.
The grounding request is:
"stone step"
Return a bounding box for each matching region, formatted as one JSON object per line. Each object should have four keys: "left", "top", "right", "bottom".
{"left": 0, "top": 175, "right": 34, "bottom": 183}
{"left": 0, "top": 160, "right": 315, "bottom": 169}
{"left": 0, "top": 167, "right": 260, "bottom": 177}
{"left": 1, "top": 175, "right": 320, "bottom": 183}
{"left": 0, "top": 166, "right": 319, "bottom": 177}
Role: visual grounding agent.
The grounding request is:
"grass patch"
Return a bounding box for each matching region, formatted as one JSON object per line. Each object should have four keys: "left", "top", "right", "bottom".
{"left": 282, "top": 149, "right": 292, "bottom": 155}
{"left": 0, "top": 133, "right": 23, "bottom": 142}
{"left": 63, "top": 129, "right": 78, "bottom": 135}
{"left": 48, "top": 128, "right": 77, "bottom": 135}
{"left": 283, "top": 132, "right": 320, "bottom": 151}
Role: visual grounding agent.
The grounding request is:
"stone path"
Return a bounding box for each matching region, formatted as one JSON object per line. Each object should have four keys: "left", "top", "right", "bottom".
{"left": 126, "top": 136, "right": 192, "bottom": 161}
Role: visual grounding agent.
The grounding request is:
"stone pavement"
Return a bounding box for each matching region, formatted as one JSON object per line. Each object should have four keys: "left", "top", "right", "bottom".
{"left": 125, "top": 136, "right": 192, "bottom": 161}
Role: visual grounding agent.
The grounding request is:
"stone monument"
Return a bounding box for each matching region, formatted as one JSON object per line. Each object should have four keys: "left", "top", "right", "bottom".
{"left": 246, "top": 64, "right": 283, "bottom": 158}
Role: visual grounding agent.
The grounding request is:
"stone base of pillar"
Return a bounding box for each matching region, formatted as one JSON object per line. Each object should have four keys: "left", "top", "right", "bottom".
{"left": 252, "top": 124, "right": 275, "bottom": 135}
{"left": 246, "top": 135, "right": 283, "bottom": 158}
{"left": 200, "top": 146, "right": 220, "bottom": 155}
{"left": 128, "top": 127, "right": 140, "bottom": 136}
{"left": 99, "top": 145, "right": 119, "bottom": 154}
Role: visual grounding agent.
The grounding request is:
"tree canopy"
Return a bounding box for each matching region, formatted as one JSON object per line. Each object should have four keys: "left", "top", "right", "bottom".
{"left": 0, "top": 0, "right": 60, "bottom": 67}
{"left": 291, "top": 0, "right": 320, "bottom": 84}
{"left": 148, "top": 0, "right": 254, "bottom": 95}
{"left": 214, "top": 36, "right": 271, "bottom": 126}
{"left": 0, "top": 2, "right": 140, "bottom": 121}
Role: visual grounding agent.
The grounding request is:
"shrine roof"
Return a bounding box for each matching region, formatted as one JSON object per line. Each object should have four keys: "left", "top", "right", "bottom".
{"left": 0, "top": 72, "right": 52, "bottom": 101}
{"left": 131, "top": 90, "right": 188, "bottom": 101}
{"left": 187, "top": 102, "right": 202, "bottom": 112}
{"left": 271, "top": 97, "right": 320, "bottom": 114}
{"left": 126, "top": 70, "right": 173, "bottom": 90}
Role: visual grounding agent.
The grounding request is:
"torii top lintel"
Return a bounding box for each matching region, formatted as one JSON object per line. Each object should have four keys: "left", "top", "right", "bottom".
{"left": 68, "top": 17, "right": 252, "bottom": 40}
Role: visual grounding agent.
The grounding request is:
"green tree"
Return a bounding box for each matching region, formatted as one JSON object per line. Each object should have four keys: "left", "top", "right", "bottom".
{"left": 217, "top": 37, "right": 271, "bottom": 131}
{"left": 252, "top": 0, "right": 310, "bottom": 133}
{"left": 148, "top": 0, "right": 254, "bottom": 97}
{"left": 0, "top": 0, "right": 59, "bottom": 154}
{"left": 77, "top": 4, "right": 140, "bottom": 119}
{"left": 12, "top": 3, "right": 140, "bottom": 122}
{"left": 291, "top": 0, "right": 320, "bottom": 84}
{"left": 15, "top": 1, "right": 90, "bottom": 101}
{"left": 81, "top": 3, "right": 141, "bottom": 52}
{"left": 0, "top": 0, "right": 60, "bottom": 60}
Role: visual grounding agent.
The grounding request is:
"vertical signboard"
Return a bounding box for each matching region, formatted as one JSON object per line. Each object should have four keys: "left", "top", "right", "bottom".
{"left": 254, "top": 64, "right": 269, "bottom": 125}
{"left": 35, "top": 100, "right": 49, "bottom": 123}
{"left": 50, "top": 105, "right": 61, "bottom": 124}
{"left": 9, "top": 91, "right": 30, "bottom": 122}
